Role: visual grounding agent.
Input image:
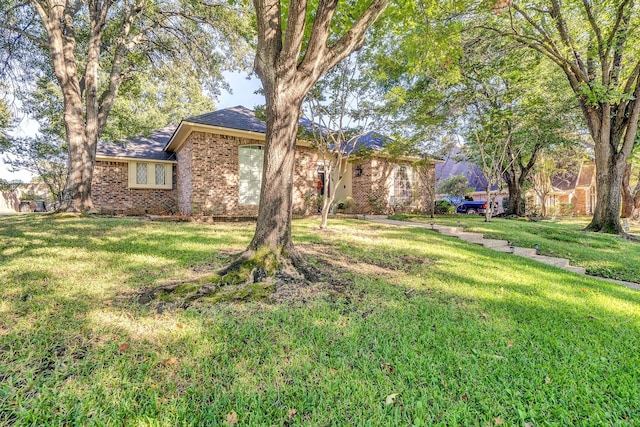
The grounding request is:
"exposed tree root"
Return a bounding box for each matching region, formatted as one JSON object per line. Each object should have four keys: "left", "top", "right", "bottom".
{"left": 138, "top": 245, "right": 339, "bottom": 309}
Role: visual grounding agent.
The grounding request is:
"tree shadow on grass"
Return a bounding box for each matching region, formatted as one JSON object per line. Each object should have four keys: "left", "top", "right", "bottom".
{"left": 1, "top": 217, "right": 639, "bottom": 425}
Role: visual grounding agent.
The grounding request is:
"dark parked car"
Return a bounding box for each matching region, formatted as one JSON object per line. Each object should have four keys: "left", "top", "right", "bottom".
{"left": 455, "top": 200, "right": 498, "bottom": 215}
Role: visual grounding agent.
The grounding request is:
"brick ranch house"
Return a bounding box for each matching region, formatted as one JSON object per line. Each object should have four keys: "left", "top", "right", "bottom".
{"left": 93, "top": 106, "right": 437, "bottom": 217}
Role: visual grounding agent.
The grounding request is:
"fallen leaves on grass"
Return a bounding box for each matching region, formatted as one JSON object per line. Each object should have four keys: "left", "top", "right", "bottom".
{"left": 164, "top": 357, "right": 180, "bottom": 366}
{"left": 118, "top": 343, "right": 130, "bottom": 354}
{"left": 494, "top": 416, "right": 503, "bottom": 425}
{"left": 287, "top": 409, "right": 297, "bottom": 420}
{"left": 385, "top": 393, "right": 400, "bottom": 405}
{"left": 225, "top": 411, "right": 238, "bottom": 426}
{"left": 380, "top": 362, "right": 395, "bottom": 373}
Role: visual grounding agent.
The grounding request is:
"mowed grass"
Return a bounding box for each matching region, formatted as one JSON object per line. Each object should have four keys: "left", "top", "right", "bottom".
{"left": 0, "top": 215, "right": 639, "bottom": 426}
{"left": 390, "top": 215, "right": 640, "bottom": 284}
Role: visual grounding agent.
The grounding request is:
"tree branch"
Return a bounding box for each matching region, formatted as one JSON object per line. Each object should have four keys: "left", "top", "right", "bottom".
{"left": 281, "top": 0, "right": 308, "bottom": 69}
{"left": 253, "top": 0, "right": 282, "bottom": 87}
{"left": 299, "top": 0, "right": 390, "bottom": 86}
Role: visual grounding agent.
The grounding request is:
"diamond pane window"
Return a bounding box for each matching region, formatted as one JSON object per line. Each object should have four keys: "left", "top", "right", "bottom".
{"left": 136, "top": 163, "right": 147, "bottom": 184}
{"left": 155, "top": 164, "right": 165, "bottom": 185}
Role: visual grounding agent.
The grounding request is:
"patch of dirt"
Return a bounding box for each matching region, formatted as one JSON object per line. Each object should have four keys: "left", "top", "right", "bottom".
{"left": 130, "top": 240, "right": 433, "bottom": 310}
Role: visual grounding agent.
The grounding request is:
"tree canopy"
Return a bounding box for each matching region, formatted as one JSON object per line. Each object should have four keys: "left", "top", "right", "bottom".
{"left": 0, "top": 0, "right": 252, "bottom": 211}
{"left": 484, "top": 0, "right": 640, "bottom": 233}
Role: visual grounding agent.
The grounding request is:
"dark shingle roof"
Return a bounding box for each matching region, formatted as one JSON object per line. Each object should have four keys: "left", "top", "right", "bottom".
{"left": 435, "top": 146, "right": 496, "bottom": 192}
{"left": 551, "top": 157, "right": 581, "bottom": 191}
{"left": 184, "top": 106, "right": 267, "bottom": 133}
{"left": 98, "top": 106, "right": 399, "bottom": 161}
{"left": 183, "top": 108, "right": 397, "bottom": 151}
{"left": 97, "top": 126, "right": 177, "bottom": 161}
{"left": 354, "top": 131, "right": 392, "bottom": 151}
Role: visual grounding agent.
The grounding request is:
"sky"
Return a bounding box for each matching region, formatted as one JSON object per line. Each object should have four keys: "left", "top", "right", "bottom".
{"left": 0, "top": 71, "right": 265, "bottom": 182}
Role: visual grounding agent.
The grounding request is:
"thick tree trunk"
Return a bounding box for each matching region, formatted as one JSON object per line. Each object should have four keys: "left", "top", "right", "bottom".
{"left": 504, "top": 177, "right": 524, "bottom": 216}
{"left": 248, "top": 94, "right": 303, "bottom": 253}
{"left": 503, "top": 144, "right": 539, "bottom": 217}
{"left": 587, "top": 137, "right": 625, "bottom": 233}
{"left": 633, "top": 192, "right": 640, "bottom": 220}
{"left": 56, "top": 122, "right": 98, "bottom": 212}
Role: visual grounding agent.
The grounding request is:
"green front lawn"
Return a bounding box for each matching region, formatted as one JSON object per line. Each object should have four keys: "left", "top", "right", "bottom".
{"left": 1, "top": 215, "right": 639, "bottom": 425}
{"left": 390, "top": 215, "right": 640, "bottom": 284}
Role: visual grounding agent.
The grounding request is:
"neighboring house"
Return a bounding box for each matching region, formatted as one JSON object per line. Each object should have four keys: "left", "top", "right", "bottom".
{"left": 1, "top": 182, "right": 52, "bottom": 213}
{"left": 93, "top": 106, "right": 436, "bottom": 217}
{"left": 435, "top": 146, "right": 507, "bottom": 213}
{"left": 526, "top": 160, "right": 596, "bottom": 216}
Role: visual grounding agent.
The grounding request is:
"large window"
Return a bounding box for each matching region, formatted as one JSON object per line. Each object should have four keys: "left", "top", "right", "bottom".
{"left": 128, "top": 162, "right": 173, "bottom": 189}
{"left": 391, "top": 165, "right": 413, "bottom": 205}
{"left": 238, "top": 145, "right": 264, "bottom": 205}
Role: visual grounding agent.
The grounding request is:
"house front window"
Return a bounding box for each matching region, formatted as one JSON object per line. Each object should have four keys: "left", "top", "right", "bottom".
{"left": 391, "top": 165, "right": 413, "bottom": 205}
{"left": 155, "top": 164, "right": 166, "bottom": 185}
{"left": 128, "top": 162, "right": 173, "bottom": 189}
{"left": 136, "top": 163, "right": 147, "bottom": 185}
{"left": 238, "top": 145, "right": 264, "bottom": 205}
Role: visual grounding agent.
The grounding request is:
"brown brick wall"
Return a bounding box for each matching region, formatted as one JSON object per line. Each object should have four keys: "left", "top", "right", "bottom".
{"left": 176, "top": 132, "right": 320, "bottom": 217}
{"left": 351, "top": 158, "right": 435, "bottom": 214}
{"left": 93, "top": 160, "right": 177, "bottom": 215}
{"left": 574, "top": 188, "right": 587, "bottom": 215}
{"left": 352, "top": 159, "right": 374, "bottom": 213}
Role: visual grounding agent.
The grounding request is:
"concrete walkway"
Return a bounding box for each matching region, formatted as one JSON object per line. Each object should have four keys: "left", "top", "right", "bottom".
{"left": 365, "top": 216, "right": 640, "bottom": 291}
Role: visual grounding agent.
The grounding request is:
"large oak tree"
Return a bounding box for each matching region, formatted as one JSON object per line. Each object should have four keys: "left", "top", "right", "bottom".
{"left": 0, "top": 0, "right": 249, "bottom": 212}
{"left": 247, "top": 0, "right": 390, "bottom": 262}
{"left": 487, "top": 0, "right": 640, "bottom": 233}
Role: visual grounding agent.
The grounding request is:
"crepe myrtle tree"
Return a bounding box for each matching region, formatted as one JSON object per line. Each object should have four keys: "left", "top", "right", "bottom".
{"left": 303, "top": 53, "right": 388, "bottom": 229}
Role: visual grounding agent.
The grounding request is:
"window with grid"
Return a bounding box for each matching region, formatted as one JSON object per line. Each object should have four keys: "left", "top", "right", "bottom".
{"left": 136, "top": 163, "right": 148, "bottom": 185}
{"left": 393, "top": 166, "right": 412, "bottom": 201}
{"left": 155, "top": 164, "right": 165, "bottom": 185}
{"left": 129, "top": 162, "right": 172, "bottom": 189}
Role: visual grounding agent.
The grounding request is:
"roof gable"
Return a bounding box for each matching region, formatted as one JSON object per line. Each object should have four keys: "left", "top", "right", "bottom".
{"left": 184, "top": 106, "right": 267, "bottom": 133}
{"left": 551, "top": 157, "right": 583, "bottom": 191}
{"left": 576, "top": 162, "right": 595, "bottom": 187}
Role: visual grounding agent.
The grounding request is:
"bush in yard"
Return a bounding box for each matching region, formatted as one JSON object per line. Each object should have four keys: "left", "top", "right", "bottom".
{"left": 435, "top": 199, "right": 454, "bottom": 214}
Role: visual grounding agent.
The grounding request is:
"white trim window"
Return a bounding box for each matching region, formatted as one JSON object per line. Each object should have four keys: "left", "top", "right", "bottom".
{"left": 390, "top": 165, "right": 414, "bottom": 205}
{"left": 238, "top": 145, "right": 264, "bottom": 205}
{"left": 128, "top": 162, "right": 173, "bottom": 189}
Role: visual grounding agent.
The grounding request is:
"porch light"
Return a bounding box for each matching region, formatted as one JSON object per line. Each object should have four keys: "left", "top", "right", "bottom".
{"left": 355, "top": 164, "right": 363, "bottom": 177}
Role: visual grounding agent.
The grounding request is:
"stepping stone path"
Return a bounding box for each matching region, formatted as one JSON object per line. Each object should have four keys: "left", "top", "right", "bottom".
{"left": 364, "top": 216, "right": 640, "bottom": 291}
